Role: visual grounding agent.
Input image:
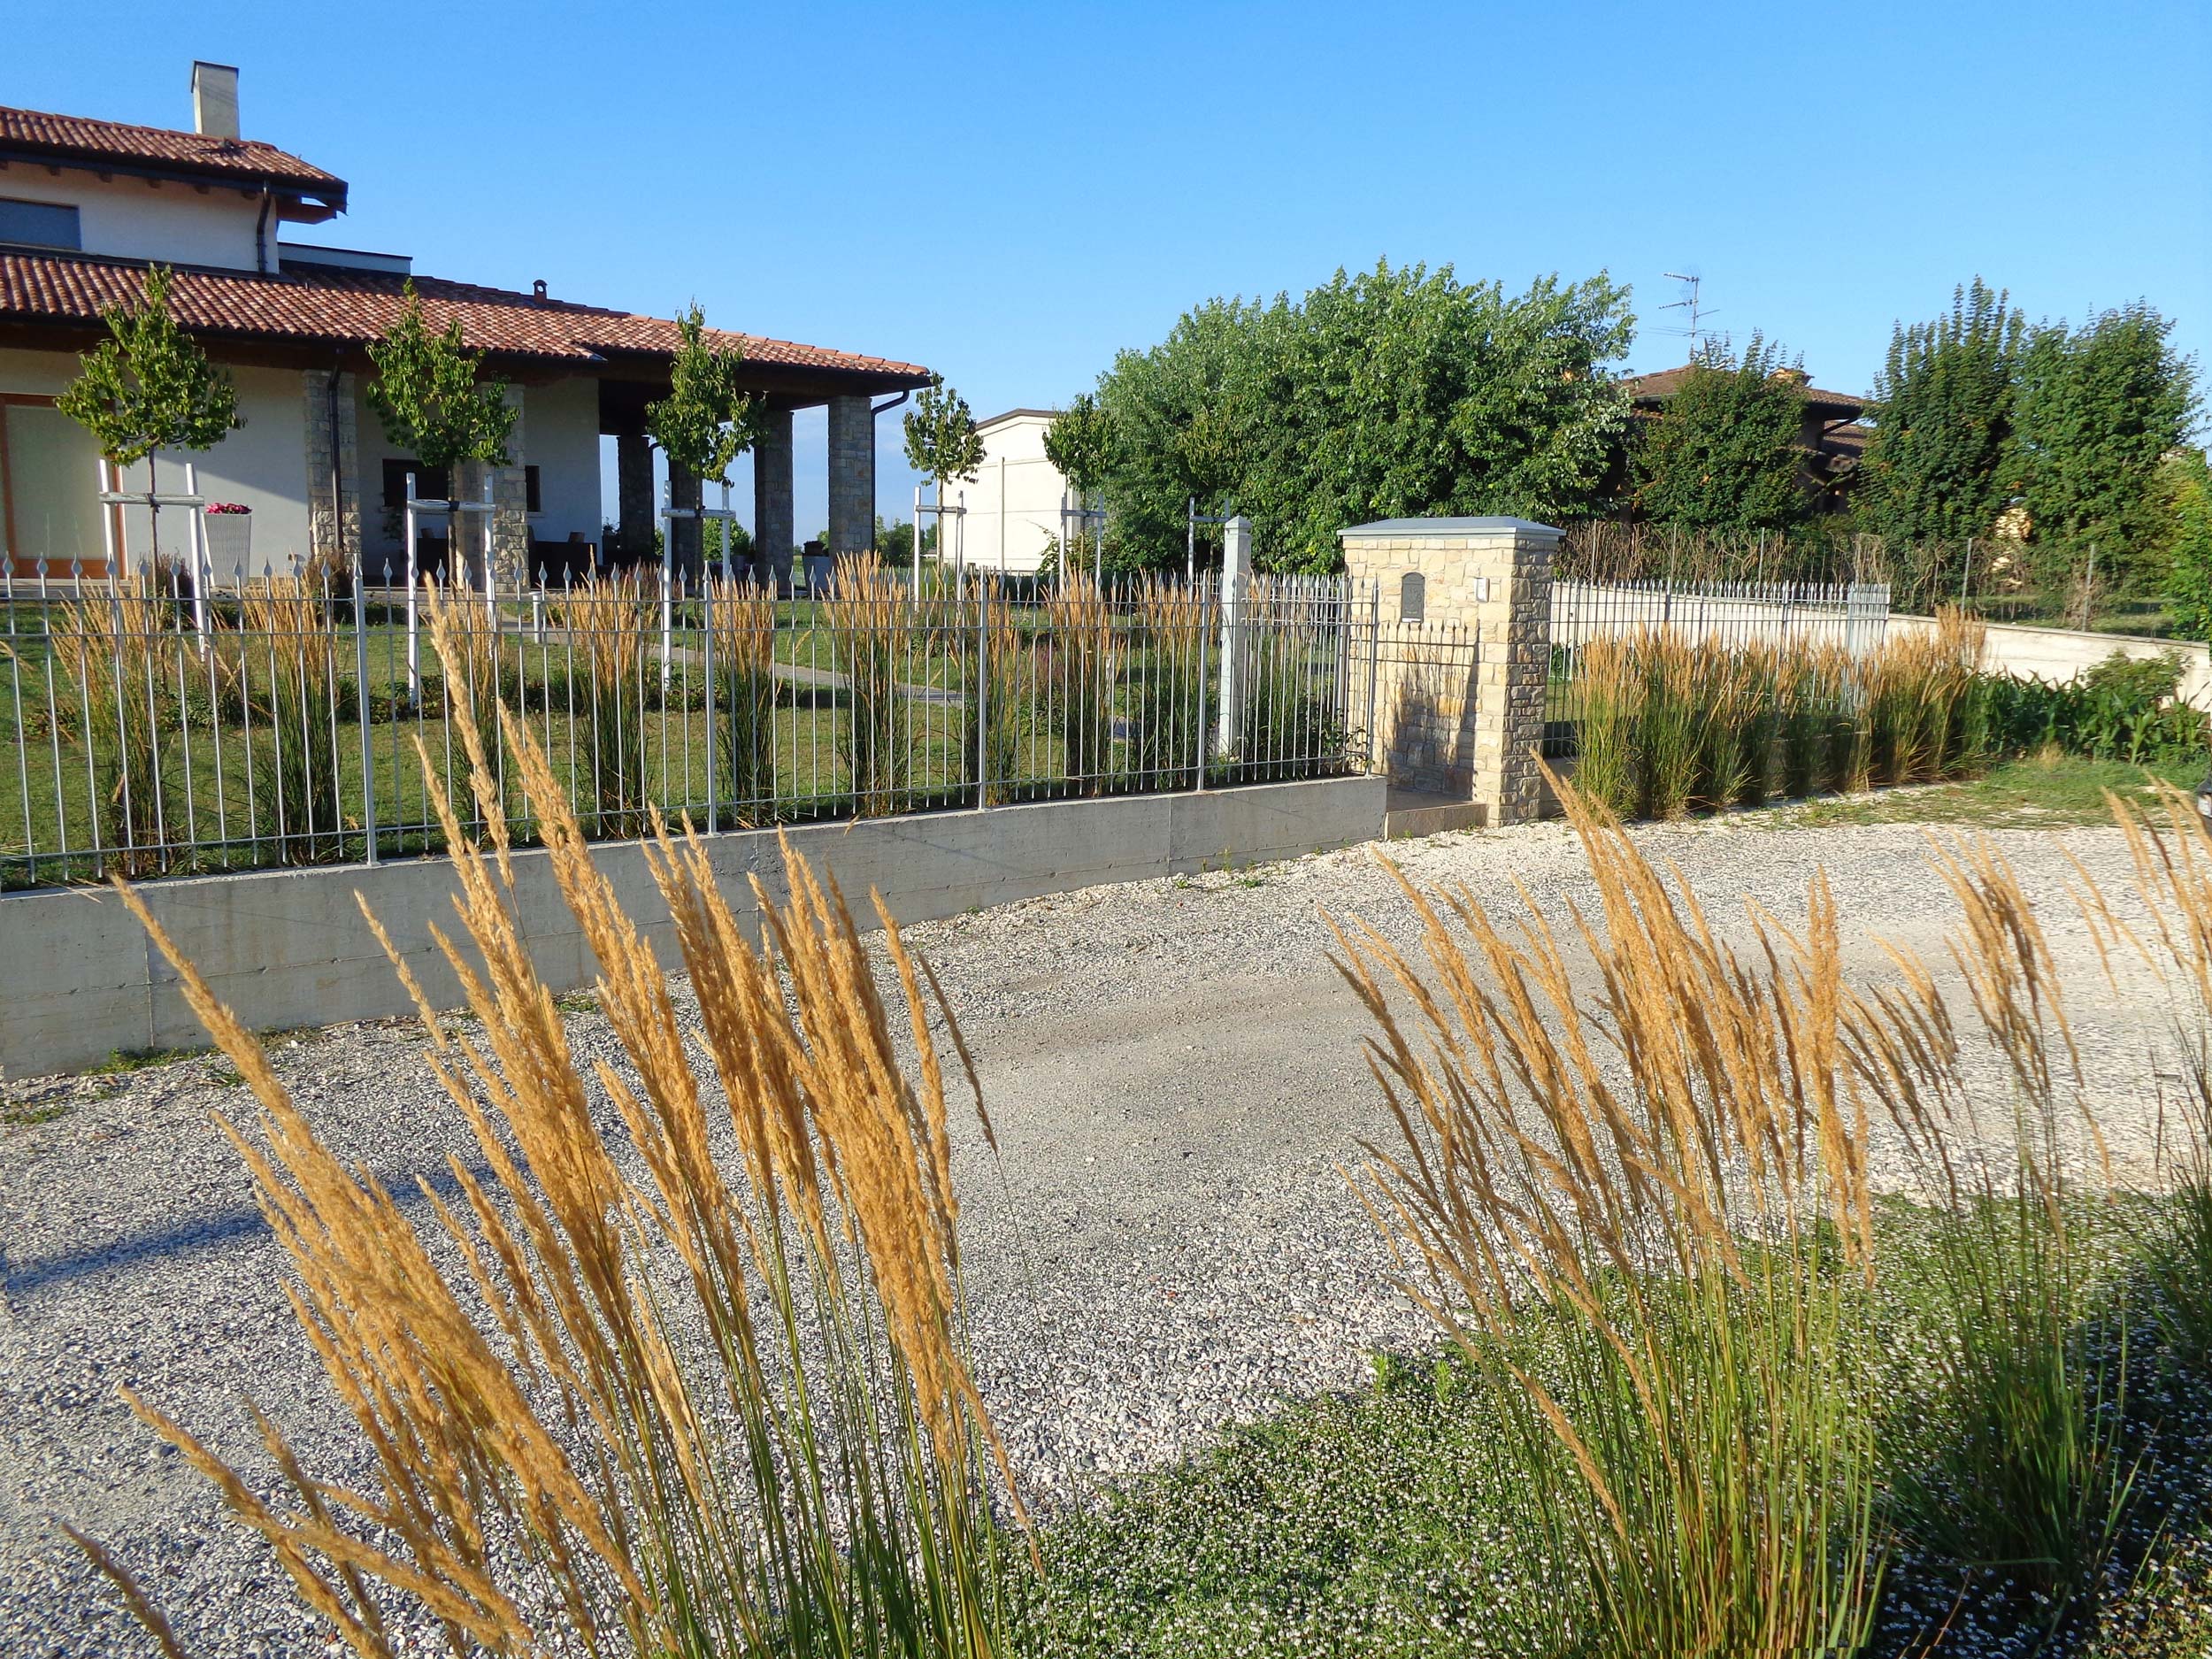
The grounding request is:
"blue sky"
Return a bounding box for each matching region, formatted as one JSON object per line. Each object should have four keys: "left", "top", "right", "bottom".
{"left": 9, "top": 0, "right": 2207, "bottom": 536}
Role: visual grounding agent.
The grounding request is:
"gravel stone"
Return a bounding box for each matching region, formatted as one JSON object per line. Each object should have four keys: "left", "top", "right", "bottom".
{"left": 0, "top": 814, "right": 2180, "bottom": 1655}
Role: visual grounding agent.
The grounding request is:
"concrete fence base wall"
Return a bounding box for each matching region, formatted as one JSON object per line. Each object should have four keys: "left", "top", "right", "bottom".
{"left": 1, "top": 775, "right": 1386, "bottom": 1079}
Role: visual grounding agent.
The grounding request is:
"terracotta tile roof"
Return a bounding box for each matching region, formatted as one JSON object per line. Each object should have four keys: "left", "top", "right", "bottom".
{"left": 0, "top": 249, "right": 933, "bottom": 383}
{"left": 0, "top": 104, "right": 345, "bottom": 201}
{"left": 1624, "top": 363, "right": 1865, "bottom": 414}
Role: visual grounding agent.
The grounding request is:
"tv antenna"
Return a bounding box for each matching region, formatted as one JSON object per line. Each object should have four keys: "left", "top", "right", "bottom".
{"left": 1659, "top": 272, "right": 1718, "bottom": 355}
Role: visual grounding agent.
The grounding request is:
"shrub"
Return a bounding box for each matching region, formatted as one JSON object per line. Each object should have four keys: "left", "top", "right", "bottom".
{"left": 84, "top": 678, "right": 1029, "bottom": 1658}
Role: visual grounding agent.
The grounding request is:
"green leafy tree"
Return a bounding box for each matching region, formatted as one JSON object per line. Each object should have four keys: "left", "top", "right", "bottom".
{"left": 1857, "top": 279, "right": 2025, "bottom": 545}
{"left": 2162, "top": 448, "right": 2212, "bottom": 640}
{"left": 1632, "top": 335, "right": 1808, "bottom": 533}
{"left": 902, "top": 378, "right": 985, "bottom": 565}
{"left": 645, "top": 304, "right": 762, "bottom": 579}
{"left": 58, "top": 264, "right": 240, "bottom": 565}
{"left": 1092, "top": 261, "right": 1633, "bottom": 573}
{"left": 367, "top": 281, "right": 518, "bottom": 576}
{"left": 2012, "top": 303, "right": 2201, "bottom": 589}
{"left": 1045, "top": 393, "right": 1114, "bottom": 498}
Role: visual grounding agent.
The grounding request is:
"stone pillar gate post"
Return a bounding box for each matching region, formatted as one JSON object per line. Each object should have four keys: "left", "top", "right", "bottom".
{"left": 1336, "top": 516, "right": 1559, "bottom": 827}
{"left": 1216, "top": 514, "right": 1252, "bottom": 756}
{"left": 753, "top": 406, "right": 796, "bottom": 597}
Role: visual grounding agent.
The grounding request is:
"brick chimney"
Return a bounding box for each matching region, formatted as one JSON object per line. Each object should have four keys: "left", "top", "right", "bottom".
{"left": 191, "top": 62, "right": 240, "bottom": 142}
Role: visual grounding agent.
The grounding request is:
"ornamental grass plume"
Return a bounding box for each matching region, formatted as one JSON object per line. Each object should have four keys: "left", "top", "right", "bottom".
{"left": 1333, "top": 764, "right": 1881, "bottom": 1656}
{"left": 237, "top": 572, "right": 345, "bottom": 864}
{"left": 81, "top": 618, "right": 1030, "bottom": 1657}
{"left": 1127, "top": 575, "right": 1208, "bottom": 789}
{"left": 708, "top": 575, "right": 779, "bottom": 825}
{"left": 825, "top": 553, "right": 912, "bottom": 816}
{"left": 1044, "top": 572, "right": 1118, "bottom": 795}
{"left": 1847, "top": 835, "right": 2131, "bottom": 1612}
{"left": 50, "top": 572, "right": 175, "bottom": 876}
{"left": 556, "top": 570, "right": 655, "bottom": 838}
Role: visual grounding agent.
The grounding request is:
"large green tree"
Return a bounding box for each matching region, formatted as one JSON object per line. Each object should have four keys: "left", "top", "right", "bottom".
{"left": 367, "top": 281, "right": 518, "bottom": 574}
{"left": 2160, "top": 448, "right": 2212, "bottom": 640}
{"left": 645, "top": 305, "right": 761, "bottom": 579}
{"left": 2012, "top": 303, "right": 2200, "bottom": 588}
{"left": 58, "top": 265, "right": 240, "bottom": 565}
{"left": 1091, "top": 261, "right": 1634, "bottom": 573}
{"left": 1632, "top": 335, "right": 1808, "bottom": 533}
{"left": 1856, "top": 280, "right": 2025, "bottom": 546}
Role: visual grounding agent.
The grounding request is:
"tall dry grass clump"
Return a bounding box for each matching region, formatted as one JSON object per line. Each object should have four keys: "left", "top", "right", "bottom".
{"left": 50, "top": 573, "right": 175, "bottom": 876}
{"left": 1863, "top": 609, "right": 1986, "bottom": 787}
{"left": 1848, "top": 838, "right": 2131, "bottom": 1609}
{"left": 1125, "top": 576, "right": 1208, "bottom": 789}
{"left": 557, "top": 572, "right": 655, "bottom": 838}
{"left": 1043, "top": 572, "right": 1117, "bottom": 794}
{"left": 238, "top": 573, "right": 345, "bottom": 864}
{"left": 2104, "top": 783, "right": 2212, "bottom": 1364}
{"left": 1571, "top": 634, "right": 1640, "bottom": 818}
{"left": 423, "top": 578, "right": 507, "bottom": 784}
{"left": 709, "top": 576, "right": 780, "bottom": 825}
{"left": 972, "top": 580, "right": 1031, "bottom": 805}
{"left": 82, "top": 638, "right": 1029, "bottom": 1658}
{"left": 1333, "top": 767, "right": 1880, "bottom": 1656}
{"left": 825, "top": 554, "right": 912, "bottom": 816}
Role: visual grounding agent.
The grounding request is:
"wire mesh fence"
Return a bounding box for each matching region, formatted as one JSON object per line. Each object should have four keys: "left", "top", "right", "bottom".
{"left": 0, "top": 557, "right": 1371, "bottom": 890}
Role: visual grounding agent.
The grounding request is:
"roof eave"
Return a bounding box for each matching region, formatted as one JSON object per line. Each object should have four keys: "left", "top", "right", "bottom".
{"left": 0, "top": 143, "right": 347, "bottom": 213}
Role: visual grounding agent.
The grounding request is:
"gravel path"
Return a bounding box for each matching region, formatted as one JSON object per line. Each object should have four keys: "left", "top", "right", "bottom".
{"left": 0, "top": 811, "right": 2185, "bottom": 1655}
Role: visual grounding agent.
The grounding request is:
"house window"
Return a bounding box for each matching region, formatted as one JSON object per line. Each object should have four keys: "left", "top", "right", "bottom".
{"left": 0, "top": 198, "right": 81, "bottom": 250}
{"left": 1399, "top": 571, "right": 1425, "bottom": 624}
{"left": 380, "top": 458, "right": 450, "bottom": 508}
{"left": 525, "top": 465, "right": 541, "bottom": 514}
{"left": 0, "top": 395, "right": 109, "bottom": 574}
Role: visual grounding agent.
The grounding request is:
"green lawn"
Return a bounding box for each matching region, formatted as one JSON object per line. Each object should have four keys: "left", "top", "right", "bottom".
{"left": 1749, "top": 752, "right": 2204, "bottom": 831}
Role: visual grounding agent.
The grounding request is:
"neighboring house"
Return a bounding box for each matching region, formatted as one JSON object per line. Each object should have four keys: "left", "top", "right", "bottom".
{"left": 0, "top": 63, "right": 932, "bottom": 580}
{"left": 945, "top": 409, "right": 1071, "bottom": 576}
{"left": 1621, "top": 363, "right": 1872, "bottom": 514}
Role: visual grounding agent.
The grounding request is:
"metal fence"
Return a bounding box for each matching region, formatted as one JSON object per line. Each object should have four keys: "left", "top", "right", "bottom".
{"left": 1544, "top": 577, "right": 1891, "bottom": 757}
{"left": 0, "top": 560, "right": 1370, "bottom": 890}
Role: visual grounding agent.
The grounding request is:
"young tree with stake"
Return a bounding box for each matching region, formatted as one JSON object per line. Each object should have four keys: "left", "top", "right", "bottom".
{"left": 58, "top": 265, "right": 240, "bottom": 574}
{"left": 644, "top": 306, "right": 762, "bottom": 582}
{"left": 366, "top": 281, "right": 518, "bottom": 586}
{"left": 1046, "top": 392, "right": 1115, "bottom": 576}
{"left": 902, "top": 378, "right": 985, "bottom": 591}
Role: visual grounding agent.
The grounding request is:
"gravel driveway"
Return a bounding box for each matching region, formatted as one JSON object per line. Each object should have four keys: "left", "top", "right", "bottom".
{"left": 0, "top": 811, "right": 2185, "bottom": 1655}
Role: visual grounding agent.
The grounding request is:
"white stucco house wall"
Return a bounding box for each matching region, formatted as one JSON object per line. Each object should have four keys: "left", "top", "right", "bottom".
{"left": 941, "top": 408, "right": 1071, "bottom": 577}
{"left": 0, "top": 64, "right": 930, "bottom": 584}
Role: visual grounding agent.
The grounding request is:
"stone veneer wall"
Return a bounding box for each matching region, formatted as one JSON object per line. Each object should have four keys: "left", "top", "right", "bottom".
{"left": 492, "top": 390, "right": 529, "bottom": 584}
{"left": 826, "top": 395, "right": 872, "bottom": 558}
{"left": 1338, "top": 520, "right": 1558, "bottom": 826}
{"left": 302, "top": 369, "right": 360, "bottom": 572}
{"left": 754, "top": 407, "right": 795, "bottom": 594}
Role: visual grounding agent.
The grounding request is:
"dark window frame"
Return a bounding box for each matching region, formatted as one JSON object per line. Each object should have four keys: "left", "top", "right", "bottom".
{"left": 0, "top": 198, "right": 83, "bottom": 251}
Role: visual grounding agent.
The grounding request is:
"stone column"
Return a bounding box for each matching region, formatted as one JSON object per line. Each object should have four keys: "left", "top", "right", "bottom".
{"left": 1217, "top": 515, "right": 1252, "bottom": 756}
{"left": 615, "top": 432, "right": 653, "bottom": 569}
{"left": 666, "top": 457, "right": 701, "bottom": 582}
{"left": 1337, "top": 516, "right": 1559, "bottom": 826}
{"left": 303, "top": 370, "right": 360, "bottom": 576}
{"left": 491, "top": 388, "right": 528, "bottom": 587}
{"left": 754, "top": 404, "right": 795, "bottom": 596}
{"left": 826, "top": 394, "right": 872, "bottom": 558}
